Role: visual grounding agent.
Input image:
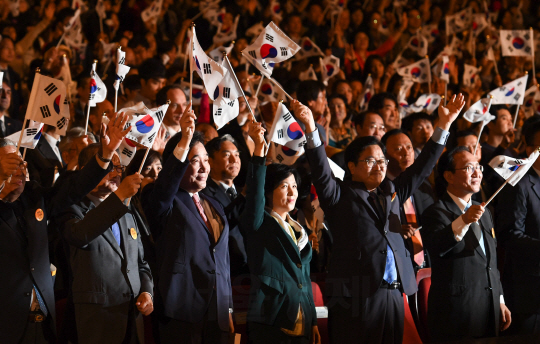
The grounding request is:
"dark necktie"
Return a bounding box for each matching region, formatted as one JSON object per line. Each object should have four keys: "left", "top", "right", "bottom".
{"left": 369, "top": 191, "right": 384, "bottom": 220}
{"left": 226, "top": 187, "right": 237, "bottom": 201}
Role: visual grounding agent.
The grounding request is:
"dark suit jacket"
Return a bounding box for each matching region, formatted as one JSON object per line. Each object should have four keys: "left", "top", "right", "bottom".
{"left": 142, "top": 154, "right": 232, "bottom": 331}
{"left": 57, "top": 193, "right": 153, "bottom": 343}
{"left": 421, "top": 193, "right": 503, "bottom": 341}
{"left": 0, "top": 157, "right": 110, "bottom": 343}
{"left": 1, "top": 115, "right": 22, "bottom": 137}
{"left": 239, "top": 158, "right": 317, "bottom": 330}
{"left": 495, "top": 169, "right": 540, "bottom": 315}
{"left": 201, "top": 178, "right": 248, "bottom": 278}
{"left": 305, "top": 137, "right": 445, "bottom": 298}
{"left": 26, "top": 136, "right": 65, "bottom": 188}
{"left": 3, "top": 66, "right": 23, "bottom": 120}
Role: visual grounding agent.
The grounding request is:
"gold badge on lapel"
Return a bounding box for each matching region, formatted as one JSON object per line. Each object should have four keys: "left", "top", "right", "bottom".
{"left": 492, "top": 228, "right": 496, "bottom": 238}
{"left": 130, "top": 228, "right": 138, "bottom": 240}
{"left": 391, "top": 192, "right": 397, "bottom": 202}
{"left": 35, "top": 209, "right": 44, "bottom": 221}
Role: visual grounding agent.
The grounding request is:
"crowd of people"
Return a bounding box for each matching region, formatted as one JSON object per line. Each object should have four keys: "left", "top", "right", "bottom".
{"left": 2, "top": 0, "right": 540, "bottom": 343}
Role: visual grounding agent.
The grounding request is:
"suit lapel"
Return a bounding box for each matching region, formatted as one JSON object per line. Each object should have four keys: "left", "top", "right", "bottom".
{"left": 0, "top": 202, "right": 26, "bottom": 244}
{"left": 119, "top": 213, "right": 133, "bottom": 260}
{"left": 349, "top": 182, "right": 382, "bottom": 222}
{"left": 177, "top": 191, "right": 211, "bottom": 231}
{"left": 529, "top": 170, "right": 540, "bottom": 202}
{"left": 206, "top": 179, "right": 231, "bottom": 206}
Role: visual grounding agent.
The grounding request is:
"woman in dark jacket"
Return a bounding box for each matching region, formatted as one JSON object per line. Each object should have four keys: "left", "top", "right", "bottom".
{"left": 240, "top": 121, "right": 321, "bottom": 344}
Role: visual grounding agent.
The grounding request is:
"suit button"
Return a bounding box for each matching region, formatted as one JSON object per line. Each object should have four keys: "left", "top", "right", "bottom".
{"left": 380, "top": 250, "right": 387, "bottom": 254}
{"left": 126, "top": 269, "right": 130, "bottom": 273}
{"left": 213, "top": 249, "right": 216, "bottom": 253}
{"left": 296, "top": 263, "right": 302, "bottom": 268}
{"left": 298, "top": 283, "right": 303, "bottom": 289}
{"left": 384, "top": 230, "right": 388, "bottom": 235}
{"left": 26, "top": 292, "right": 30, "bottom": 296}
{"left": 485, "top": 287, "right": 493, "bottom": 291}
{"left": 31, "top": 268, "right": 34, "bottom": 271}
{"left": 209, "top": 270, "right": 216, "bottom": 274}
{"left": 487, "top": 267, "right": 492, "bottom": 271}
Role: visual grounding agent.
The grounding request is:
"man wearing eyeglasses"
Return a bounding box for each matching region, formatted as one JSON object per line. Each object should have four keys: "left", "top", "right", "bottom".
{"left": 293, "top": 94, "right": 465, "bottom": 343}
{"left": 421, "top": 146, "right": 511, "bottom": 342}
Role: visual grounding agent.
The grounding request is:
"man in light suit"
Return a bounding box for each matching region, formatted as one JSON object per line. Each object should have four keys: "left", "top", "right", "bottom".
{"left": 295, "top": 94, "right": 465, "bottom": 343}
{"left": 57, "top": 144, "right": 153, "bottom": 344}
{"left": 421, "top": 146, "right": 511, "bottom": 342}
{"left": 142, "top": 107, "right": 233, "bottom": 343}
{"left": 496, "top": 121, "right": 540, "bottom": 336}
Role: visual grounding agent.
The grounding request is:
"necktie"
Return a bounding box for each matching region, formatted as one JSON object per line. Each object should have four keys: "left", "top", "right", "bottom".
{"left": 403, "top": 198, "right": 424, "bottom": 266}
{"left": 192, "top": 194, "right": 210, "bottom": 228}
{"left": 368, "top": 191, "right": 384, "bottom": 219}
{"left": 111, "top": 222, "right": 121, "bottom": 246}
{"left": 369, "top": 191, "right": 398, "bottom": 283}
{"left": 33, "top": 284, "right": 48, "bottom": 316}
{"left": 226, "top": 187, "right": 237, "bottom": 201}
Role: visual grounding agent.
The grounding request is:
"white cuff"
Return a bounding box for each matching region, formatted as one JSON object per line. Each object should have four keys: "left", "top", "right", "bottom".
{"left": 500, "top": 295, "right": 505, "bottom": 304}
{"left": 173, "top": 145, "right": 189, "bottom": 162}
{"left": 452, "top": 215, "right": 470, "bottom": 241}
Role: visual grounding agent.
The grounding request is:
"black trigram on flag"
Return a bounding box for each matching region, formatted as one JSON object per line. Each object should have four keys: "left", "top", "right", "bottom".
{"left": 122, "top": 148, "right": 133, "bottom": 158}
{"left": 280, "top": 47, "right": 287, "bottom": 57}
{"left": 216, "top": 108, "right": 222, "bottom": 116}
{"left": 89, "top": 94, "right": 95, "bottom": 100}
{"left": 117, "top": 75, "right": 125, "bottom": 83}
{"left": 57, "top": 117, "right": 67, "bottom": 129}
{"left": 40, "top": 105, "right": 51, "bottom": 118}
{"left": 26, "top": 128, "right": 38, "bottom": 136}
{"left": 44, "top": 83, "right": 58, "bottom": 96}
{"left": 64, "top": 97, "right": 69, "bottom": 105}
{"left": 514, "top": 93, "right": 522, "bottom": 101}
{"left": 155, "top": 110, "right": 164, "bottom": 123}
{"left": 223, "top": 87, "right": 230, "bottom": 98}
{"left": 248, "top": 50, "right": 257, "bottom": 59}
{"left": 228, "top": 100, "right": 235, "bottom": 107}
{"left": 277, "top": 129, "right": 284, "bottom": 139}
{"left": 119, "top": 57, "right": 125, "bottom": 64}
{"left": 203, "top": 63, "right": 212, "bottom": 74}
{"left": 276, "top": 154, "right": 284, "bottom": 163}
{"left": 148, "top": 132, "right": 156, "bottom": 143}
{"left": 265, "top": 34, "right": 274, "bottom": 42}
{"left": 283, "top": 112, "right": 292, "bottom": 122}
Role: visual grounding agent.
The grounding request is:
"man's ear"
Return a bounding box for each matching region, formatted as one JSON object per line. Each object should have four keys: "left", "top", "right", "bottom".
{"left": 443, "top": 170, "right": 454, "bottom": 185}
{"left": 347, "top": 161, "right": 356, "bottom": 175}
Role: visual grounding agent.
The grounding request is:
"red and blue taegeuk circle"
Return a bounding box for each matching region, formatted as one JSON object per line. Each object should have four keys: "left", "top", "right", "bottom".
{"left": 286, "top": 122, "right": 304, "bottom": 140}
{"left": 53, "top": 95, "right": 62, "bottom": 114}
{"left": 135, "top": 115, "right": 155, "bottom": 134}
{"left": 260, "top": 44, "right": 278, "bottom": 58}
{"left": 261, "top": 83, "right": 273, "bottom": 95}
{"left": 281, "top": 145, "right": 297, "bottom": 156}
{"left": 411, "top": 67, "right": 421, "bottom": 78}
{"left": 505, "top": 87, "right": 515, "bottom": 97}
{"left": 512, "top": 37, "right": 525, "bottom": 49}
{"left": 90, "top": 79, "right": 97, "bottom": 93}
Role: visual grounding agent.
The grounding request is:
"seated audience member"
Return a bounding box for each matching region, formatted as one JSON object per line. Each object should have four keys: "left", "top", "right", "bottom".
{"left": 123, "top": 58, "right": 166, "bottom": 108}
{"left": 57, "top": 143, "right": 153, "bottom": 344}
{"left": 0, "top": 81, "right": 22, "bottom": 137}
{"left": 26, "top": 124, "right": 65, "bottom": 187}
{"left": 328, "top": 94, "right": 355, "bottom": 149}
{"left": 296, "top": 80, "right": 329, "bottom": 144}
{"left": 402, "top": 112, "right": 435, "bottom": 157}
{"left": 202, "top": 135, "right": 248, "bottom": 279}
{"left": 368, "top": 93, "right": 400, "bottom": 131}
{"left": 382, "top": 129, "right": 434, "bottom": 271}
{"left": 421, "top": 147, "right": 511, "bottom": 342}
{"left": 239, "top": 120, "right": 321, "bottom": 343}
{"left": 156, "top": 84, "right": 188, "bottom": 139}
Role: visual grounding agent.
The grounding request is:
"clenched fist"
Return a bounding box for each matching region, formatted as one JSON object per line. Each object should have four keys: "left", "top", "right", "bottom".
{"left": 114, "top": 173, "right": 143, "bottom": 202}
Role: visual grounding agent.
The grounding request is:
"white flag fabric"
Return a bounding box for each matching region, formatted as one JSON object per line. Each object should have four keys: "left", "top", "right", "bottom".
{"left": 242, "top": 22, "right": 300, "bottom": 77}
{"left": 397, "top": 58, "right": 431, "bottom": 83}
{"left": 392, "top": 54, "right": 410, "bottom": 70}
{"left": 406, "top": 34, "right": 428, "bottom": 57}
{"left": 328, "top": 157, "right": 345, "bottom": 180}
{"left": 213, "top": 15, "right": 239, "bottom": 46}
{"left": 269, "top": 103, "right": 307, "bottom": 151}
{"left": 489, "top": 150, "right": 540, "bottom": 186}
{"left": 191, "top": 27, "right": 227, "bottom": 96}
{"left": 486, "top": 46, "right": 497, "bottom": 62}
{"left": 270, "top": 142, "right": 304, "bottom": 165}
{"left": 114, "top": 48, "right": 130, "bottom": 90}
{"left": 141, "top": 0, "right": 162, "bottom": 24}
{"left": 118, "top": 137, "right": 138, "bottom": 166}
{"left": 463, "top": 64, "right": 481, "bottom": 88}
{"left": 211, "top": 55, "right": 243, "bottom": 107}
{"left": 443, "top": 36, "right": 463, "bottom": 58}
{"left": 0, "top": 72, "right": 3, "bottom": 87}
{"left": 246, "top": 22, "right": 264, "bottom": 41}
{"left": 269, "top": 0, "right": 282, "bottom": 21}
{"left": 523, "top": 85, "right": 540, "bottom": 118}
{"left": 358, "top": 75, "right": 374, "bottom": 112}
{"left": 257, "top": 78, "right": 285, "bottom": 104}
{"left": 319, "top": 55, "right": 340, "bottom": 85}
{"left": 421, "top": 23, "right": 440, "bottom": 44}
{"left": 463, "top": 98, "right": 495, "bottom": 124}
{"left": 213, "top": 98, "right": 239, "bottom": 130}
{"left": 489, "top": 75, "right": 528, "bottom": 105}
{"left": 203, "top": 7, "right": 225, "bottom": 28}
{"left": 6, "top": 121, "right": 44, "bottom": 149}
{"left": 295, "top": 37, "right": 324, "bottom": 61}
{"left": 299, "top": 65, "right": 317, "bottom": 81}
{"left": 25, "top": 73, "right": 70, "bottom": 135}
{"left": 125, "top": 103, "right": 169, "bottom": 148}
{"left": 407, "top": 94, "right": 442, "bottom": 114}
{"left": 209, "top": 44, "right": 234, "bottom": 64}
{"left": 445, "top": 7, "right": 472, "bottom": 36}
{"left": 398, "top": 79, "right": 414, "bottom": 118}
{"left": 500, "top": 30, "right": 534, "bottom": 56}
{"left": 472, "top": 14, "right": 489, "bottom": 38}
{"left": 89, "top": 62, "right": 107, "bottom": 107}
{"left": 440, "top": 55, "right": 450, "bottom": 83}
{"left": 63, "top": 8, "right": 83, "bottom": 47}
{"left": 180, "top": 81, "right": 205, "bottom": 106}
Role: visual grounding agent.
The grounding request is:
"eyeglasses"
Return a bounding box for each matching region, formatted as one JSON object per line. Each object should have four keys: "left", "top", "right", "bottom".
{"left": 360, "top": 158, "right": 389, "bottom": 168}
{"left": 111, "top": 165, "right": 126, "bottom": 173}
{"left": 369, "top": 124, "right": 386, "bottom": 132}
{"left": 455, "top": 165, "right": 484, "bottom": 174}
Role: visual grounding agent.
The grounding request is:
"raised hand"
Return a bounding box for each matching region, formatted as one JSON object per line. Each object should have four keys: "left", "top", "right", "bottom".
{"left": 114, "top": 173, "right": 143, "bottom": 202}
{"left": 0, "top": 152, "right": 24, "bottom": 182}
{"left": 102, "top": 112, "right": 131, "bottom": 159}
{"left": 248, "top": 120, "right": 266, "bottom": 157}
{"left": 291, "top": 100, "right": 316, "bottom": 133}
{"left": 437, "top": 93, "right": 466, "bottom": 131}
{"left": 152, "top": 126, "right": 168, "bottom": 154}
{"left": 178, "top": 103, "right": 196, "bottom": 150}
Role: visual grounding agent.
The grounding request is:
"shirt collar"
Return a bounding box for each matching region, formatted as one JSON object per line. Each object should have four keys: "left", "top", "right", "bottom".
{"left": 212, "top": 178, "right": 235, "bottom": 193}
{"left": 447, "top": 190, "right": 471, "bottom": 213}
{"left": 43, "top": 132, "right": 59, "bottom": 148}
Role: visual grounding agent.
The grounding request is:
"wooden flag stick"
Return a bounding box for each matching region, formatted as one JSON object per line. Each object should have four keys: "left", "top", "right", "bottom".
{"left": 531, "top": 27, "right": 536, "bottom": 81}
{"left": 190, "top": 24, "right": 194, "bottom": 111}
{"left": 426, "top": 55, "right": 432, "bottom": 94}
{"left": 268, "top": 76, "right": 293, "bottom": 101}
{"left": 484, "top": 178, "right": 510, "bottom": 207}
{"left": 513, "top": 104, "right": 520, "bottom": 128}
{"left": 474, "top": 95, "right": 494, "bottom": 155}
{"left": 254, "top": 75, "right": 265, "bottom": 98}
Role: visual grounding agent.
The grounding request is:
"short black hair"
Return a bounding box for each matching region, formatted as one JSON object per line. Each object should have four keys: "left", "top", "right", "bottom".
{"left": 138, "top": 58, "right": 167, "bottom": 81}
{"left": 344, "top": 136, "right": 386, "bottom": 168}
{"left": 455, "top": 130, "right": 477, "bottom": 140}
{"left": 126, "top": 149, "right": 162, "bottom": 176}
{"left": 156, "top": 84, "right": 186, "bottom": 106}
{"left": 435, "top": 146, "right": 471, "bottom": 198}
{"left": 162, "top": 131, "right": 205, "bottom": 164}
{"left": 524, "top": 119, "right": 540, "bottom": 146}
{"left": 128, "top": 36, "right": 150, "bottom": 50}
{"left": 401, "top": 112, "right": 434, "bottom": 133}
{"left": 327, "top": 94, "right": 347, "bottom": 106}
{"left": 296, "top": 80, "right": 326, "bottom": 105}
{"left": 368, "top": 93, "right": 398, "bottom": 112}
{"left": 489, "top": 104, "right": 511, "bottom": 123}
{"left": 205, "top": 134, "right": 238, "bottom": 159}
{"left": 123, "top": 74, "right": 141, "bottom": 91}
{"left": 352, "top": 111, "right": 382, "bottom": 128}
{"left": 381, "top": 129, "right": 409, "bottom": 146}
{"left": 264, "top": 163, "right": 301, "bottom": 206}
{"left": 78, "top": 143, "right": 100, "bottom": 168}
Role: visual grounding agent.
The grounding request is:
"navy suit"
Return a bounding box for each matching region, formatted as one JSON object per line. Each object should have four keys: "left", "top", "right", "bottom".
{"left": 26, "top": 136, "right": 65, "bottom": 188}
{"left": 142, "top": 153, "right": 232, "bottom": 342}
{"left": 0, "top": 115, "right": 22, "bottom": 137}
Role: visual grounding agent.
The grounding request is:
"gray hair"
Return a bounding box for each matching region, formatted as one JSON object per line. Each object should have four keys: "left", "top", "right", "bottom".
{"left": 59, "top": 127, "right": 96, "bottom": 153}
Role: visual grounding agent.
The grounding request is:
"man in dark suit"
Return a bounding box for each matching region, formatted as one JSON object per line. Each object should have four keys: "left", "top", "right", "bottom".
{"left": 142, "top": 108, "right": 233, "bottom": 343}
{"left": 0, "top": 81, "right": 22, "bottom": 137}
{"left": 421, "top": 146, "right": 511, "bottom": 342}
{"left": 202, "top": 135, "right": 248, "bottom": 280}
{"left": 382, "top": 129, "right": 435, "bottom": 271}
{"left": 0, "top": 114, "right": 129, "bottom": 343}
{"left": 57, "top": 145, "right": 153, "bottom": 344}
{"left": 0, "top": 38, "right": 23, "bottom": 121}
{"left": 26, "top": 125, "right": 65, "bottom": 187}
{"left": 294, "top": 94, "right": 465, "bottom": 343}
{"left": 495, "top": 121, "right": 540, "bottom": 336}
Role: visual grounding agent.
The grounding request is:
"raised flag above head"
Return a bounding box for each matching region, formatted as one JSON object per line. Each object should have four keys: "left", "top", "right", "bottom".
{"left": 440, "top": 55, "right": 450, "bottom": 83}
{"left": 397, "top": 58, "right": 431, "bottom": 83}
{"left": 180, "top": 80, "right": 204, "bottom": 106}
{"left": 299, "top": 65, "right": 317, "bottom": 81}
{"left": 209, "top": 43, "right": 234, "bottom": 64}
{"left": 523, "top": 85, "right": 540, "bottom": 118}
{"left": 295, "top": 37, "right": 324, "bottom": 61}
{"left": 242, "top": 22, "right": 300, "bottom": 77}
{"left": 204, "top": 7, "right": 226, "bottom": 28}
{"left": 406, "top": 34, "right": 428, "bottom": 57}
{"left": 257, "top": 78, "right": 285, "bottom": 105}
{"left": 246, "top": 22, "right": 264, "bottom": 42}
{"left": 114, "top": 48, "right": 131, "bottom": 91}
{"left": 421, "top": 23, "right": 440, "bottom": 44}
{"left": 100, "top": 40, "right": 117, "bottom": 64}
{"left": 489, "top": 75, "right": 528, "bottom": 105}
{"left": 213, "top": 98, "right": 239, "bottom": 130}
{"left": 63, "top": 8, "right": 83, "bottom": 46}
{"left": 392, "top": 54, "right": 410, "bottom": 70}
{"left": 118, "top": 137, "right": 138, "bottom": 166}
{"left": 141, "top": 0, "right": 162, "bottom": 24}
{"left": 270, "top": 143, "right": 303, "bottom": 165}
{"left": 500, "top": 30, "right": 534, "bottom": 56}
{"left": 489, "top": 150, "right": 540, "bottom": 186}
{"left": 213, "top": 15, "right": 240, "bottom": 46}
{"left": 472, "top": 14, "right": 489, "bottom": 38}
{"left": 463, "top": 64, "right": 481, "bottom": 88}
{"left": 358, "top": 74, "right": 374, "bottom": 112}
{"left": 6, "top": 121, "right": 44, "bottom": 149}
{"left": 445, "top": 7, "right": 472, "bottom": 36}
{"left": 269, "top": 103, "right": 307, "bottom": 151}
{"left": 125, "top": 102, "right": 169, "bottom": 148}
{"left": 463, "top": 98, "right": 495, "bottom": 124}
{"left": 406, "top": 94, "right": 441, "bottom": 114}
{"left": 320, "top": 55, "right": 340, "bottom": 85}
{"left": 211, "top": 55, "right": 243, "bottom": 107}
{"left": 269, "top": 0, "right": 282, "bottom": 21}
{"left": 398, "top": 79, "right": 414, "bottom": 118}
{"left": 191, "top": 27, "right": 227, "bottom": 95}
{"left": 89, "top": 61, "right": 107, "bottom": 107}
{"left": 25, "top": 73, "right": 70, "bottom": 135}
{"left": 443, "top": 36, "right": 463, "bottom": 58}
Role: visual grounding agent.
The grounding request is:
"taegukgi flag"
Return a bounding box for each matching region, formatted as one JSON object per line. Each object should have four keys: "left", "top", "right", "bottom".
{"left": 489, "top": 149, "right": 540, "bottom": 186}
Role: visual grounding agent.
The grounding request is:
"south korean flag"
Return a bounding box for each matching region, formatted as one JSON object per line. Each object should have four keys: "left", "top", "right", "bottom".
{"left": 114, "top": 48, "right": 131, "bottom": 91}
{"left": 6, "top": 120, "right": 44, "bottom": 149}
{"left": 500, "top": 30, "right": 534, "bottom": 56}
{"left": 269, "top": 103, "right": 307, "bottom": 151}
{"left": 463, "top": 64, "right": 481, "bottom": 88}
{"left": 125, "top": 103, "right": 169, "bottom": 148}
{"left": 191, "top": 27, "right": 227, "bottom": 97}
{"left": 489, "top": 75, "right": 528, "bottom": 105}
{"left": 397, "top": 58, "right": 431, "bottom": 84}
{"left": 213, "top": 99, "right": 239, "bottom": 130}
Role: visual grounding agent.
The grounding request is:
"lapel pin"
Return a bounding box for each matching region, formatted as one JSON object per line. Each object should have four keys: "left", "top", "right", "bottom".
{"left": 391, "top": 192, "right": 397, "bottom": 202}
{"left": 35, "top": 209, "right": 44, "bottom": 221}
{"left": 491, "top": 228, "right": 496, "bottom": 238}
{"left": 130, "top": 228, "right": 138, "bottom": 240}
